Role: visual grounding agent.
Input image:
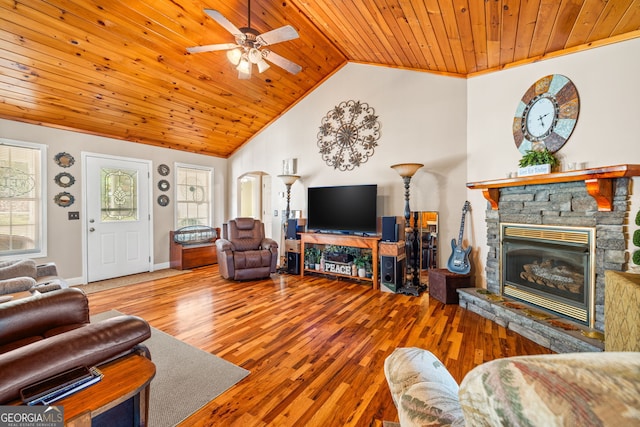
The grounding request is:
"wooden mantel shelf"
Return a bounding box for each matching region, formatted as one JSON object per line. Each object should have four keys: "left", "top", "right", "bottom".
{"left": 467, "top": 164, "right": 640, "bottom": 211}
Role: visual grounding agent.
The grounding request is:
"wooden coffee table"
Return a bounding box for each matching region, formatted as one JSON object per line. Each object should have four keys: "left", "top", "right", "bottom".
{"left": 10, "top": 353, "right": 155, "bottom": 427}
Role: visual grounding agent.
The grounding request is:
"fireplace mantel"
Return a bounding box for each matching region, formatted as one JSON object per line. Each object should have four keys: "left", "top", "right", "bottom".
{"left": 467, "top": 164, "right": 640, "bottom": 211}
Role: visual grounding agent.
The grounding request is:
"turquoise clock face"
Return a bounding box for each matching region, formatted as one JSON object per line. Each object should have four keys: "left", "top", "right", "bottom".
{"left": 513, "top": 74, "right": 579, "bottom": 154}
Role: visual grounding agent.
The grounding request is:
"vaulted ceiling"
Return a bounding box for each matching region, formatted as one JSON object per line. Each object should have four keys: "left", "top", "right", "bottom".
{"left": 1, "top": 0, "right": 639, "bottom": 158}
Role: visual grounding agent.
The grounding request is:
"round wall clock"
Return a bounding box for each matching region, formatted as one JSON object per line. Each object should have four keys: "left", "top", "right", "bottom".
{"left": 513, "top": 74, "right": 579, "bottom": 154}
{"left": 317, "top": 100, "right": 381, "bottom": 171}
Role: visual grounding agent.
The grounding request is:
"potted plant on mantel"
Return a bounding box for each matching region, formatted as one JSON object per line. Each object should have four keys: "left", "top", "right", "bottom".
{"left": 518, "top": 146, "right": 559, "bottom": 177}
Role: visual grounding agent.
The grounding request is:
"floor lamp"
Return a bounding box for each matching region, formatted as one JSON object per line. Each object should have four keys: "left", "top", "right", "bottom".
{"left": 277, "top": 174, "right": 300, "bottom": 272}
{"left": 391, "top": 163, "right": 424, "bottom": 296}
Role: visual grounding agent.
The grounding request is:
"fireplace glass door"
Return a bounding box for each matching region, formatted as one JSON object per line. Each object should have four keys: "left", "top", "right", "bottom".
{"left": 501, "top": 224, "right": 595, "bottom": 326}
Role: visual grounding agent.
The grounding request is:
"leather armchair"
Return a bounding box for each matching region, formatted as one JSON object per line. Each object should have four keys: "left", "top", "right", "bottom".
{"left": 216, "top": 218, "right": 278, "bottom": 280}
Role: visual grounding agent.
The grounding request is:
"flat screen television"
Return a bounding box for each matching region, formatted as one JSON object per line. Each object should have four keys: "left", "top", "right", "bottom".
{"left": 307, "top": 184, "right": 378, "bottom": 235}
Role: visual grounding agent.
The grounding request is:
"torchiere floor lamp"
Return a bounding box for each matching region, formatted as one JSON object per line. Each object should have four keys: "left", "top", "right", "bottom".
{"left": 390, "top": 163, "right": 425, "bottom": 296}
{"left": 277, "top": 174, "right": 300, "bottom": 272}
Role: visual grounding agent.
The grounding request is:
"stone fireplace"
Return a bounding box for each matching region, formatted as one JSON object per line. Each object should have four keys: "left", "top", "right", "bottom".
{"left": 461, "top": 165, "right": 640, "bottom": 353}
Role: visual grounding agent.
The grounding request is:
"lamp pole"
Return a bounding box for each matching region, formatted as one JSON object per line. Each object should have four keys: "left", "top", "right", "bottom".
{"left": 277, "top": 174, "right": 300, "bottom": 273}
{"left": 390, "top": 163, "right": 424, "bottom": 296}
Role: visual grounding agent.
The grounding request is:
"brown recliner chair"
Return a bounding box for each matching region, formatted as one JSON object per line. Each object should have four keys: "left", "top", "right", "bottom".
{"left": 216, "top": 218, "right": 279, "bottom": 280}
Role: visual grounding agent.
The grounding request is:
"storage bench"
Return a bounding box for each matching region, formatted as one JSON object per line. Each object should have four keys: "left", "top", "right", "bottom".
{"left": 428, "top": 268, "right": 471, "bottom": 304}
{"left": 170, "top": 226, "right": 220, "bottom": 270}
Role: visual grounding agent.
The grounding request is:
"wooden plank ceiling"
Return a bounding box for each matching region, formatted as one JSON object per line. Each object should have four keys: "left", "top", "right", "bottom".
{"left": 1, "top": 0, "right": 639, "bottom": 158}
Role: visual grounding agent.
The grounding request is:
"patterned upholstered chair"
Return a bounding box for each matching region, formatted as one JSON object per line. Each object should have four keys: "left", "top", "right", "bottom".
{"left": 385, "top": 347, "right": 640, "bottom": 426}
{"left": 215, "top": 218, "right": 278, "bottom": 280}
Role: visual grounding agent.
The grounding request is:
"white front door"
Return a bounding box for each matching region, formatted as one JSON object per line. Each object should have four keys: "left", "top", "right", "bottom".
{"left": 84, "top": 153, "right": 152, "bottom": 282}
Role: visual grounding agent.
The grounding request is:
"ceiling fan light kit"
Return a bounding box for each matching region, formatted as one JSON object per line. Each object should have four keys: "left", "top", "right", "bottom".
{"left": 187, "top": 2, "right": 301, "bottom": 79}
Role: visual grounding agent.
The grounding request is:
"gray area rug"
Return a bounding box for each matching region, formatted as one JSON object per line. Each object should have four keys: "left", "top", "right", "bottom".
{"left": 92, "top": 310, "right": 249, "bottom": 426}
{"left": 76, "top": 269, "right": 190, "bottom": 295}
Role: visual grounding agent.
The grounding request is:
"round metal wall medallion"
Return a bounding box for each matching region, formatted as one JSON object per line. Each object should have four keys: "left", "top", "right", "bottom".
{"left": 157, "top": 164, "right": 170, "bottom": 176}
{"left": 54, "top": 152, "right": 75, "bottom": 168}
{"left": 54, "top": 172, "right": 75, "bottom": 188}
{"left": 54, "top": 192, "right": 75, "bottom": 207}
{"left": 158, "top": 179, "right": 170, "bottom": 191}
{"left": 317, "top": 100, "right": 381, "bottom": 171}
{"left": 157, "top": 194, "right": 170, "bottom": 206}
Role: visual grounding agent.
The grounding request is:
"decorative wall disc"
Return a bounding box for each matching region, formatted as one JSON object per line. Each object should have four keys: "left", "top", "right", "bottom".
{"left": 54, "top": 192, "right": 75, "bottom": 207}
{"left": 54, "top": 172, "right": 75, "bottom": 188}
{"left": 157, "top": 164, "right": 170, "bottom": 176}
{"left": 157, "top": 194, "right": 170, "bottom": 206}
{"left": 54, "top": 152, "right": 75, "bottom": 168}
{"left": 158, "top": 179, "right": 170, "bottom": 191}
{"left": 317, "top": 100, "right": 381, "bottom": 171}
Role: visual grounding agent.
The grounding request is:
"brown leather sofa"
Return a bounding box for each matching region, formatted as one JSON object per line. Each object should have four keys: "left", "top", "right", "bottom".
{"left": 216, "top": 218, "right": 279, "bottom": 280}
{"left": 0, "top": 287, "right": 151, "bottom": 404}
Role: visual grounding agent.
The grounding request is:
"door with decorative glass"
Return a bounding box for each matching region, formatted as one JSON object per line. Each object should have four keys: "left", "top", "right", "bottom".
{"left": 84, "top": 154, "right": 152, "bottom": 282}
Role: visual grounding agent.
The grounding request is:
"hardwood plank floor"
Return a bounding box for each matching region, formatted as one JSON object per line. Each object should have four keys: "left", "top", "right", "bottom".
{"left": 87, "top": 265, "right": 553, "bottom": 426}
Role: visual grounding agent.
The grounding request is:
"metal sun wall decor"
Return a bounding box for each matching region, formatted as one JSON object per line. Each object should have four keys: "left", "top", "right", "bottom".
{"left": 317, "top": 100, "right": 381, "bottom": 171}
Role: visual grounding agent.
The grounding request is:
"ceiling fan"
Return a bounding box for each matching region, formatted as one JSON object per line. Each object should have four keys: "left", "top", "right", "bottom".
{"left": 187, "top": 1, "right": 302, "bottom": 79}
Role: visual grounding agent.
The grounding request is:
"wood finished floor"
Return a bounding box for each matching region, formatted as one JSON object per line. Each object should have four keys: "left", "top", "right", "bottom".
{"left": 87, "top": 265, "right": 553, "bottom": 426}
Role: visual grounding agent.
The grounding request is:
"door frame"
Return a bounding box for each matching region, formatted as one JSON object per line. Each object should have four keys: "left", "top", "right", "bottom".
{"left": 81, "top": 152, "right": 154, "bottom": 283}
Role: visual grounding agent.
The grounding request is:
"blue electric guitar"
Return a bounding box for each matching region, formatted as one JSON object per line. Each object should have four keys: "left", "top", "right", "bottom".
{"left": 447, "top": 201, "right": 471, "bottom": 274}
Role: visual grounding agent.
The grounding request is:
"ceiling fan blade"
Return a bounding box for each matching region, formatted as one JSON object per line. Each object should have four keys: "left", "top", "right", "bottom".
{"left": 262, "top": 50, "right": 302, "bottom": 75}
{"left": 204, "top": 9, "right": 243, "bottom": 37}
{"left": 257, "top": 25, "right": 299, "bottom": 46}
{"left": 186, "top": 43, "right": 239, "bottom": 54}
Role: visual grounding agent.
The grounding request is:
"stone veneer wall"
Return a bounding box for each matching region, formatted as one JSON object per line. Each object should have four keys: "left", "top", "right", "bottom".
{"left": 484, "top": 178, "right": 630, "bottom": 332}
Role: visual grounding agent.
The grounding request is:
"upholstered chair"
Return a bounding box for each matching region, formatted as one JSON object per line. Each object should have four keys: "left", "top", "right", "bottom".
{"left": 216, "top": 218, "right": 278, "bottom": 280}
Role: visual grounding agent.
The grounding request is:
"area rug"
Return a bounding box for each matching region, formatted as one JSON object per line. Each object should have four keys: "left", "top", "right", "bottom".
{"left": 91, "top": 310, "right": 250, "bottom": 426}
{"left": 76, "top": 269, "right": 190, "bottom": 294}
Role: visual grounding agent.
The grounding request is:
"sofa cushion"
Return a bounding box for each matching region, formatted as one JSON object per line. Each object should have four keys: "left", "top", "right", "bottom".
{"left": 459, "top": 352, "right": 640, "bottom": 427}
{"left": 384, "top": 347, "right": 465, "bottom": 426}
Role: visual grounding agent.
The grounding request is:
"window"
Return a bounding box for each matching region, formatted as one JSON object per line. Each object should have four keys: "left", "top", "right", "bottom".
{"left": 0, "top": 139, "right": 47, "bottom": 258}
{"left": 174, "top": 163, "right": 213, "bottom": 228}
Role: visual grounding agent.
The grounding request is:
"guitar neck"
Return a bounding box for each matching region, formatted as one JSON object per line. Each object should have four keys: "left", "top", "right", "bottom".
{"left": 457, "top": 215, "right": 465, "bottom": 246}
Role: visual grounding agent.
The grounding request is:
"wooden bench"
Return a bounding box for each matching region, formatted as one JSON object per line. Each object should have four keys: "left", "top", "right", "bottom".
{"left": 169, "top": 226, "right": 220, "bottom": 270}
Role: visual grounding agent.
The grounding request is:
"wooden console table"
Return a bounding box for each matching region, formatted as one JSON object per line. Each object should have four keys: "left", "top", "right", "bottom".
{"left": 300, "top": 232, "right": 380, "bottom": 289}
{"left": 8, "top": 353, "right": 155, "bottom": 426}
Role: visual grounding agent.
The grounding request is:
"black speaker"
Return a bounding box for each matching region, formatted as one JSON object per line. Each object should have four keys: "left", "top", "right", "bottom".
{"left": 381, "top": 216, "right": 397, "bottom": 242}
{"left": 380, "top": 256, "right": 405, "bottom": 292}
{"left": 286, "top": 219, "right": 298, "bottom": 240}
{"left": 287, "top": 252, "right": 300, "bottom": 274}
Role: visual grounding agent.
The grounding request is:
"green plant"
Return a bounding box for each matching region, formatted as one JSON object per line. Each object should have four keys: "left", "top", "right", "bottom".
{"left": 634, "top": 229, "right": 640, "bottom": 247}
{"left": 636, "top": 210, "right": 640, "bottom": 226}
{"left": 518, "top": 147, "right": 559, "bottom": 168}
{"left": 304, "top": 247, "right": 321, "bottom": 264}
{"left": 633, "top": 250, "right": 640, "bottom": 266}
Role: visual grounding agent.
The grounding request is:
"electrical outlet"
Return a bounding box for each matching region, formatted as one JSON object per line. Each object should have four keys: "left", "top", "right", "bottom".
{"left": 274, "top": 210, "right": 278, "bottom": 216}
{"left": 68, "top": 211, "right": 80, "bottom": 220}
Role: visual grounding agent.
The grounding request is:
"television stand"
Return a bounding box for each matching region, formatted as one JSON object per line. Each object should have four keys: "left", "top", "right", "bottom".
{"left": 299, "top": 232, "right": 380, "bottom": 289}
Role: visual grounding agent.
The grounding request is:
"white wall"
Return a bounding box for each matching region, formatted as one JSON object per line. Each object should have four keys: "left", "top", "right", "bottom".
{"left": 467, "top": 38, "right": 640, "bottom": 286}
{"left": 0, "top": 118, "right": 227, "bottom": 282}
{"left": 228, "top": 62, "right": 469, "bottom": 269}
